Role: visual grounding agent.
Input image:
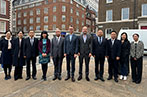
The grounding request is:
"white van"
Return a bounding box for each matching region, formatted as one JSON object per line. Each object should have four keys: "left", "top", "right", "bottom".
{"left": 118, "top": 29, "right": 147, "bottom": 55}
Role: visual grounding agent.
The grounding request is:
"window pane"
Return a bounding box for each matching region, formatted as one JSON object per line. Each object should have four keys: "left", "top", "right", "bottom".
{"left": 142, "top": 4, "right": 147, "bottom": 16}
{"left": 106, "top": 10, "right": 112, "bottom": 21}
{"left": 122, "top": 8, "right": 129, "bottom": 20}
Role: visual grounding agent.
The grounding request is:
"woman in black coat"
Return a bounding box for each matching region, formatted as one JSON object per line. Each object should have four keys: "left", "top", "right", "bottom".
{"left": 0, "top": 31, "right": 14, "bottom": 80}
{"left": 13, "top": 31, "right": 25, "bottom": 81}
{"left": 119, "top": 32, "right": 130, "bottom": 81}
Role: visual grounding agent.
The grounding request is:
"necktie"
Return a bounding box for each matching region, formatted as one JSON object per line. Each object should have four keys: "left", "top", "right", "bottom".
{"left": 31, "top": 38, "right": 33, "bottom": 46}
{"left": 99, "top": 37, "right": 102, "bottom": 44}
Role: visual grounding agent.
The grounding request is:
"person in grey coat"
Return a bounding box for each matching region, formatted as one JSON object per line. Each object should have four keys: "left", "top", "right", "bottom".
{"left": 51, "top": 28, "right": 64, "bottom": 81}
{"left": 130, "top": 33, "right": 144, "bottom": 84}
{"left": 77, "top": 26, "right": 92, "bottom": 81}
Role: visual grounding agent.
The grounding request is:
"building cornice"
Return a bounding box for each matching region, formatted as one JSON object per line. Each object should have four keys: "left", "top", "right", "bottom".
{"left": 98, "top": 19, "right": 138, "bottom": 24}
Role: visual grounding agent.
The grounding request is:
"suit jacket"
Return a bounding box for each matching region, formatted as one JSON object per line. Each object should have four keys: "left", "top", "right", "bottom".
{"left": 23, "top": 37, "right": 39, "bottom": 58}
{"left": 78, "top": 34, "right": 92, "bottom": 55}
{"left": 13, "top": 38, "right": 25, "bottom": 66}
{"left": 107, "top": 39, "right": 121, "bottom": 59}
{"left": 64, "top": 34, "right": 78, "bottom": 55}
{"left": 92, "top": 36, "right": 107, "bottom": 57}
{"left": 51, "top": 36, "right": 64, "bottom": 58}
{"left": 130, "top": 41, "right": 144, "bottom": 59}
{"left": 0, "top": 37, "right": 14, "bottom": 65}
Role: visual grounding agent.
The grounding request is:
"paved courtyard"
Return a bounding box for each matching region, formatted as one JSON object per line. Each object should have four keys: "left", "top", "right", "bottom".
{"left": 0, "top": 57, "right": 147, "bottom": 97}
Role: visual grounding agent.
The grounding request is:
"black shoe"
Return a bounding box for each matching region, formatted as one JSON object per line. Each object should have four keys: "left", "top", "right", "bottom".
{"left": 135, "top": 80, "right": 141, "bottom": 84}
{"left": 77, "top": 76, "right": 82, "bottom": 81}
{"left": 19, "top": 77, "right": 23, "bottom": 79}
{"left": 71, "top": 77, "right": 75, "bottom": 82}
{"left": 94, "top": 77, "right": 99, "bottom": 81}
{"left": 107, "top": 76, "right": 112, "bottom": 80}
{"left": 26, "top": 77, "right": 30, "bottom": 80}
{"left": 100, "top": 77, "right": 105, "bottom": 82}
{"left": 86, "top": 77, "right": 90, "bottom": 81}
{"left": 132, "top": 80, "right": 136, "bottom": 83}
{"left": 114, "top": 78, "right": 118, "bottom": 83}
{"left": 14, "top": 77, "right": 18, "bottom": 81}
{"left": 58, "top": 76, "right": 62, "bottom": 80}
{"left": 53, "top": 76, "right": 57, "bottom": 81}
{"left": 7, "top": 75, "right": 11, "bottom": 79}
{"left": 65, "top": 76, "right": 70, "bottom": 81}
{"left": 4, "top": 76, "right": 8, "bottom": 80}
{"left": 43, "top": 77, "right": 47, "bottom": 81}
{"left": 32, "top": 77, "right": 37, "bottom": 80}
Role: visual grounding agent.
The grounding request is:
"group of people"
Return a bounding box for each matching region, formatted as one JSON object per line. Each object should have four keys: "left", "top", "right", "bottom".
{"left": 0, "top": 26, "right": 144, "bottom": 84}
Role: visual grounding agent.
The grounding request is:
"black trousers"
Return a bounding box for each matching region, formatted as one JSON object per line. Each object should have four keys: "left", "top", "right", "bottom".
{"left": 3, "top": 64, "right": 12, "bottom": 77}
{"left": 108, "top": 57, "right": 119, "bottom": 79}
{"left": 53, "top": 56, "right": 63, "bottom": 77}
{"left": 26, "top": 57, "right": 37, "bottom": 77}
{"left": 79, "top": 54, "right": 90, "bottom": 77}
{"left": 66, "top": 54, "right": 76, "bottom": 77}
{"left": 41, "top": 63, "right": 48, "bottom": 78}
{"left": 14, "top": 66, "right": 23, "bottom": 79}
{"left": 95, "top": 56, "right": 105, "bottom": 78}
{"left": 131, "top": 57, "right": 143, "bottom": 83}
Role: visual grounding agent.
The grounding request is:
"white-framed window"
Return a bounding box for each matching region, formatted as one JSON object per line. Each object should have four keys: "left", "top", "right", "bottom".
{"left": 0, "top": 21, "right": 6, "bottom": 32}
{"left": 70, "top": 8, "right": 73, "bottom": 13}
{"left": 18, "top": 20, "right": 21, "bottom": 25}
{"left": 53, "top": 24, "right": 56, "bottom": 30}
{"left": 62, "top": 0, "right": 65, "bottom": 2}
{"left": 30, "top": 26, "right": 33, "bottom": 30}
{"left": 70, "top": 0, "right": 73, "bottom": 4}
{"left": 23, "top": 19, "right": 27, "bottom": 24}
{"left": 44, "top": 8, "right": 48, "bottom": 14}
{"left": 44, "top": 25, "right": 48, "bottom": 30}
{"left": 76, "top": 11, "right": 79, "bottom": 16}
{"left": 44, "top": 16, "right": 48, "bottom": 23}
{"left": 53, "top": 6, "right": 56, "bottom": 12}
{"left": 23, "top": 26, "right": 27, "bottom": 32}
{"left": 36, "top": 26, "right": 40, "bottom": 30}
{"left": 142, "top": 4, "right": 147, "bottom": 16}
{"left": 121, "top": 8, "right": 129, "bottom": 20}
{"left": 53, "top": 0, "right": 56, "bottom": 3}
{"left": 23, "top": 12, "right": 27, "bottom": 17}
{"left": 44, "top": 0, "right": 48, "bottom": 4}
{"left": 82, "top": 14, "right": 85, "bottom": 18}
{"left": 76, "top": 19, "right": 79, "bottom": 24}
{"left": 62, "top": 15, "right": 66, "bottom": 22}
{"left": 106, "top": 0, "right": 113, "bottom": 3}
{"left": 61, "top": 24, "right": 66, "bottom": 30}
{"left": 18, "top": 12, "right": 21, "bottom": 18}
{"left": 82, "top": 21, "right": 84, "bottom": 26}
{"left": 62, "top": 6, "right": 66, "bottom": 12}
{"left": 105, "top": 28, "right": 113, "bottom": 39}
{"left": 106, "top": 10, "right": 112, "bottom": 21}
{"left": 53, "top": 15, "right": 56, "bottom": 22}
{"left": 36, "top": 17, "right": 40, "bottom": 23}
{"left": 36, "top": 9, "right": 40, "bottom": 15}
{"left": 30, "top": 10, "right": 33, "bottom": 16}
{"left": 30, "top": 18, "right": 33, "bottom": 24}
{"left": 70, "top": 16, "right": 73, "bottom": 23}
{"left": 0, "top": 0, "right": 6, "bottom": 15}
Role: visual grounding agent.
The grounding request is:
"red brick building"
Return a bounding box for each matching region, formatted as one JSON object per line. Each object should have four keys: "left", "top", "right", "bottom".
{"left": 12, "top": 0, "right": 86, "bottom": 33}
{"left": 0, "top": 0, "right": 10, "bottom": 34}
{"left": 98, "top": 0, "right": 147, "bottom": 38}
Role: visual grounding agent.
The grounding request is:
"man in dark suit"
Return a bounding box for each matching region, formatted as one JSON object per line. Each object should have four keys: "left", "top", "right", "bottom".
{"left": 64, "top": 26, "right": 78, "bottom": 82}
{"left": 51, "top": 28, "right": 64, "bottom": 81}
{"left": 107, "top": 31, "right": 121, "bottom": 83}
{"left": 77, "top": 26, "right": 92, "bottom": 81}
{"left": 13, "top": 31, "right": 25, "bottom": 81}
{"left": 92, "top": 29, "right": 107, "bottom": 82}
{"left": 23, "top": 30, "right": 38, "bottom": 80}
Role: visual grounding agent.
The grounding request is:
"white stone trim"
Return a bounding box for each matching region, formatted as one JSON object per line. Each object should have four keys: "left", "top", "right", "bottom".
{"left": 98, "top": 19, "right": 138, "bottom": 24}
